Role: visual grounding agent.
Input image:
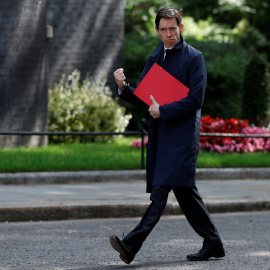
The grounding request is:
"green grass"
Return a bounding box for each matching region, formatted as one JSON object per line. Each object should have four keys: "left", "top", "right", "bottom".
{"left": 0, "top": 137, "right": 269, "bottom": 173}
{"left": 196, "top": 152, "right": 270, "bottom": 168}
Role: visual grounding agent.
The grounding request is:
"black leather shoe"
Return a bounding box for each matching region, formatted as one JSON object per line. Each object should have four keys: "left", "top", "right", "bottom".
{"left": 187, "top": 246, "right": 225, "bottom": 261}
{"left": 109, "top": 235, "right": 136, "bottom": 264}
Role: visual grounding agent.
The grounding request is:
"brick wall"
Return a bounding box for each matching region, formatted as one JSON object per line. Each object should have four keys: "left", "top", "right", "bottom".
{"left": 0, "top": 0, "right": 48, "bottom": 148}
{"left": 0, "top": 0, "right": 124, "bottom": 148}
{"left": 46, "top": 0, "right": 124, "bottom": 89}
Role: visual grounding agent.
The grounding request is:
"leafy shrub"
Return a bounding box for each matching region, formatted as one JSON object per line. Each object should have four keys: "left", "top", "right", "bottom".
{"left": 48, "top": 70, "right": 132, "bottom": 143}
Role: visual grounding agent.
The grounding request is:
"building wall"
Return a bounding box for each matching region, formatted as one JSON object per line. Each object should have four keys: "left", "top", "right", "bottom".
{"left": 0, "top": 0, "right": 124, "bottom": 148}
{"left": 46, "top": 0, "right": 124, "bottom": 89}
{"left": 0, "top": 0, "right": 48, "bottom": 148}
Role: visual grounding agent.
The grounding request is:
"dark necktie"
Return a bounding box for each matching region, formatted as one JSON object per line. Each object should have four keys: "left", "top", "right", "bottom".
{"left": 164, "top": 49, "right": 171, "bottom": 61}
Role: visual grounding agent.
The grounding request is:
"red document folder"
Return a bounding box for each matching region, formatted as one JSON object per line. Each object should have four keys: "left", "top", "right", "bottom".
{"left": 133, "top": 63, "right": 189, "bottom": 106}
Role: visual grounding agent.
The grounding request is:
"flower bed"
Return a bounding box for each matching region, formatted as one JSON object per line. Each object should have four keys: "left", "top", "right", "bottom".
{"left": 130, "top": 115, "right": 270, "bottom": 153}
{"left": 200, "top": 115, "right": 270, "bottom": 153}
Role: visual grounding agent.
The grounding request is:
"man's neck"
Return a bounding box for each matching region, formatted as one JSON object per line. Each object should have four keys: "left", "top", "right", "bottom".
{"left": 164, "top": 38, "right": 180, "bottom": 50}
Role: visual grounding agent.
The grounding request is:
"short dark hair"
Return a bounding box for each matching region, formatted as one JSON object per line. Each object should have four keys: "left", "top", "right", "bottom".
{"left": 155, "top": 7, "right": 183, "bottom": 29}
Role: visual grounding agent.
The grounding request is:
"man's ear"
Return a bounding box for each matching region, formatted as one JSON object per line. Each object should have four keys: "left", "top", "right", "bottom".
{"left": 155, "top": 27, "right": 160, "bottom": 36}
{"left": 180, "top": 24, "right": 184, "bottom": 33}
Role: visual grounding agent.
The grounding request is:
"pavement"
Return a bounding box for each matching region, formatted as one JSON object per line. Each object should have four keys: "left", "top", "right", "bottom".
{"left": 0, "top": 168, "right": 270, "bottom": 222}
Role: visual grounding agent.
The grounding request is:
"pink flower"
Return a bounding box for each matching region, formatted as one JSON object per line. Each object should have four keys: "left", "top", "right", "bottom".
{"left": 130, "top": 137, "right": 148, "bottom": 148}
{"left": 199, "top": 115, "right": 270, "bottom": 153}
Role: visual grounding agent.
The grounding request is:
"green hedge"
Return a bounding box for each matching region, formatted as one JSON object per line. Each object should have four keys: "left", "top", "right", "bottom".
{"left": 242, "top": 55, "right": 270, "bottom": 126}
{"left": 188, "top": 38, "right": 250, "bottom": 119}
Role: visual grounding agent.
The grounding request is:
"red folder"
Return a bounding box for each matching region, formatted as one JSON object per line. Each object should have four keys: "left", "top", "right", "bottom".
{"left": 133, "top": 63, "right": 189, "bottom": 106}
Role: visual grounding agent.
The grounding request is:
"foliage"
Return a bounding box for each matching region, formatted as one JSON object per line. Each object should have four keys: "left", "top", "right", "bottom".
{"left": 232, "top": 19, "right": 269, "bottom": 56}
{"left": 242, "top": 55, "right": 270, "bottom": 126}
{"left": 48, "top": 70, "right": 131, "bottom": 143}
{"left": 179, "top": 0, "right": 270, "bottom": 41}
{"left": 130, "top": 115, "right": 270, "bottom": 153}
{"left": 124, "top": 0, "right": 175, "bottom": 35}
{"left": 243, "top": 0, "right": 270, "bottom": 41}
{"left": 175, "top": 0, "right": 219, "bottom": 22}
{"left": 182, "top": 16, "right": 233, "bottom": 42}
{"left": 211, "top": 0, "right": 254, "bottom": 27}
{"left": 180, "top": 0, "right": 270, "bottom": 60}
{"left": 187, "top": 38, "right": 249, "bottom": 118}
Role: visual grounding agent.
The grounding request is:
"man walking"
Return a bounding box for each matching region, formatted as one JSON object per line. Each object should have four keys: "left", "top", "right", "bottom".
{"left": 110, "top": 7, "right": 225, "bottom": 264}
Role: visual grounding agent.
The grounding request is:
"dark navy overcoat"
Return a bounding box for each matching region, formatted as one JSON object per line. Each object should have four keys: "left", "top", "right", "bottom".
{"left": 119, "top": 36, "right": 207, "bottom": 193}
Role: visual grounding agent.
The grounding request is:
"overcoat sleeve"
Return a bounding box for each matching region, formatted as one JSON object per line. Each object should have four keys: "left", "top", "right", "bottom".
{"left": 159, "top": 53, "right": 207, "bottom": 122}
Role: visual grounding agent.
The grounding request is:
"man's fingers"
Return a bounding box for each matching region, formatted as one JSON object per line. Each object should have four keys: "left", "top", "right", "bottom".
{"left": 116, "top": 73, "right": 126, "bottom": 81}
{"left": 150, "top": 95, "right": 159, "bottom": 105}
{"left": 114, "top": 68, "right": 126, "bottom": 87}
{"left": 114, "top": 68, "right": 124, "bottom": 74}
{"left": 148, "top": 95, "right": 160, "bottom": 119}
{"left": 150, "top": 95, "right": 155, "bottom": 103}
{"left": 114, "top": 69, "right": 125, "bottom": 78}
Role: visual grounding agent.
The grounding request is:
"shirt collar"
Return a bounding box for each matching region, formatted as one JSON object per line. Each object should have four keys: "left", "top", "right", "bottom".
{"left": 164, "top": 38, "right": 181, "bottom": 51}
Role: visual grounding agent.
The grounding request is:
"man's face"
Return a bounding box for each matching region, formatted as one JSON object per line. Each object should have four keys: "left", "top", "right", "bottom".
{"left": 155, "top": 18, "right": 183, "bottom": 48}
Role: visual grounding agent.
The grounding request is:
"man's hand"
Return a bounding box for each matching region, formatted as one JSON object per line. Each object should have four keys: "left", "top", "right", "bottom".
{"left": 113, "top": 68, "right": 126, "bottom": 90}
{"left": 149, "top": 95, "right": 160, "bottom": 119}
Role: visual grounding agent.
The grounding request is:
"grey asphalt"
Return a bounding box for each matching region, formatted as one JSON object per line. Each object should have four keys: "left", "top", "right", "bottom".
{"left": 0, "top": 168, "right": 270, "bottom": 222}
{"left": 1, "top": 212, "right": 270, "bottom": 270}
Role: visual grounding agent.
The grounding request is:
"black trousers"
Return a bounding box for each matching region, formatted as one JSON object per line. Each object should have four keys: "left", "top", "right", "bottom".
{"left": 124, "top": 185, "right": 223, "bottom": 253}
